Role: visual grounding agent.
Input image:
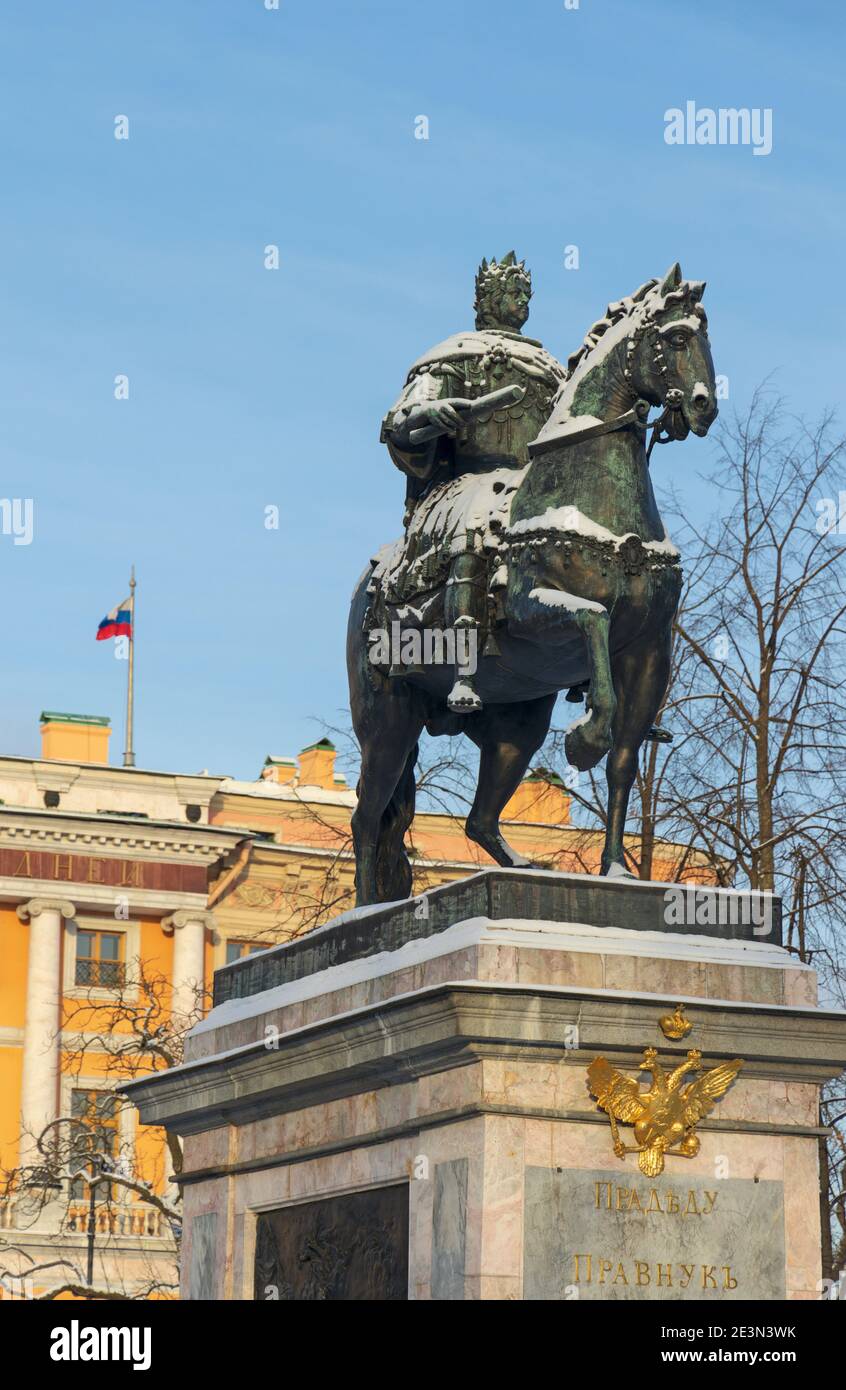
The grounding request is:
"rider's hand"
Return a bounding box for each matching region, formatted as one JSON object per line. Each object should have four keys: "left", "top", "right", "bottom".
{"left": 400, "top": 398, "right": 473, "bottom": 443}
{"left": 428, "top": 398, "right": 473, "bottom": 435}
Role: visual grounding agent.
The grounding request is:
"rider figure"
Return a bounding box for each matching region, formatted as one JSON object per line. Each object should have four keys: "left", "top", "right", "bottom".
{"left": 382, "top": 253, "right": 565, "bottom": 712}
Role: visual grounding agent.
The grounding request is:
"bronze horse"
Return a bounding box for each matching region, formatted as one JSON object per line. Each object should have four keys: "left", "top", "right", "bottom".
{"left": 348, "top": 264, "right": 717, "bottom": 904}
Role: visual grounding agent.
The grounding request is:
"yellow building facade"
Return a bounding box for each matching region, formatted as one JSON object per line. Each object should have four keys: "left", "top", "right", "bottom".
{"left": 0, "top": 713, "right": 709, "bottom": 1297}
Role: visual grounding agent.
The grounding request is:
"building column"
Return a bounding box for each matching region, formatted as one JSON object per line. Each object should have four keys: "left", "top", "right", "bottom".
{"left": 162, "top": 910, "right": 215, "bottom": 1024}
{"left": 16, "top": 898, "right": 76, "bottom": 1168}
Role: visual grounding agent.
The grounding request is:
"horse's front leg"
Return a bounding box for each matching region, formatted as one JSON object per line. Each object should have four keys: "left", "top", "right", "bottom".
{"left": 602, "top": 628, "right": 672, "bottom": 877}
{"left": 507, "top": 567, "right": 616, "bottom": 771}
{"left": 564, "top": 606, "right": 616, "bottom": 771}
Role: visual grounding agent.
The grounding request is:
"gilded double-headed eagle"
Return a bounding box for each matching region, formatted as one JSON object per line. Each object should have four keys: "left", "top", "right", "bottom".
{"left": 587, "top": 1048, "right": 743, "bottom": 1176}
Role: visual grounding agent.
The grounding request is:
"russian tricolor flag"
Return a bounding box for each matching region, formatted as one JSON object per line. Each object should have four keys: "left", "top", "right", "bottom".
{"left": 96, "top": 599, "right": 132, "bottom": 641}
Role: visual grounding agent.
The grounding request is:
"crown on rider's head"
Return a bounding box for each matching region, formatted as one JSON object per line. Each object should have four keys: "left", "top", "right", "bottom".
{"left": 474, "top": 251, "right": 532, "bottom": 330}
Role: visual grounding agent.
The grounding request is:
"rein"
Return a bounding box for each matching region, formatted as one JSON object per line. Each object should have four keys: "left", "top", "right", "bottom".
{"left": 528, "top": 303, "right": 702, "bottom": 463}
{"left": 528, "top": 395, "right": 682, "bottom": 462}
{"left": 646, "top": 394, "right": 685, "bottom": 464}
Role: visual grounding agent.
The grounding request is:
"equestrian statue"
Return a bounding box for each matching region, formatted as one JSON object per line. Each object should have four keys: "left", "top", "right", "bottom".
{"left": 347, "top": 255, "right": 717, "bottom": 905}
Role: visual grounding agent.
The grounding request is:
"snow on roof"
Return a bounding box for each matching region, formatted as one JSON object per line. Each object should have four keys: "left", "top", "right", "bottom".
{"left": 218, "top": 777, "right": 357, "bottom": 807}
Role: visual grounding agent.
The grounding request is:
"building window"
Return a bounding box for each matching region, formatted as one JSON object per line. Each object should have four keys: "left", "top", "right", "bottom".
{"left": 75, "top": 929, "right": 125, "bottom": 988}
{"left": 225, "top": 940, "right": 265, "bottom": 965}
{"left": 69, "top": 1089, "right": 120, "bottom": 1200}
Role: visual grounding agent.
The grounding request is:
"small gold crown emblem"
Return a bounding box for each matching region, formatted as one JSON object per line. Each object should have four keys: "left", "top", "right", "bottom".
{"left": 659, "top": 1003, "right": 693, "bottom": 1040}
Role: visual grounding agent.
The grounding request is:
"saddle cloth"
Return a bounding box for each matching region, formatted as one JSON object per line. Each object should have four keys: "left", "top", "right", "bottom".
{"left": 370, "top": 466, "right": 526, "bottom": 609}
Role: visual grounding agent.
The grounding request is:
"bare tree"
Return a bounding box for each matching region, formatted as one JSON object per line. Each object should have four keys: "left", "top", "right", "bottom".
{"left": 668, "top": 393, "right": 846, "bottom": 897}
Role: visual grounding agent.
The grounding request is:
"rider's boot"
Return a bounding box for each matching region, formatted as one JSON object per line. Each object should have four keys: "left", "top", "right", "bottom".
{"left": 445, "top": 554, "right": 487, "bottom": 714}
{"left": 447, "top": 616, "right": 483, "bottom": 712}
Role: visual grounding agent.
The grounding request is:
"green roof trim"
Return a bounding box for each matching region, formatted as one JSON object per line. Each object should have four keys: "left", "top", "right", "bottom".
{"left": 524, "top": 767, "right": 565, "bottom": 787}
{"left": 299, "top": 738, "right": 336, "bottom": 754}
{"left": 40, "top": 711, "right": 111, "bottom": 727}
{"left": 263, "top": 755, "right": 296, "bottom": 767}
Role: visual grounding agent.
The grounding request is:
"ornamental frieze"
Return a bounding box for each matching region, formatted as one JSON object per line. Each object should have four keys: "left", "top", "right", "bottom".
{"left": 0, "top": 847, "right": 208, "bottom": 894}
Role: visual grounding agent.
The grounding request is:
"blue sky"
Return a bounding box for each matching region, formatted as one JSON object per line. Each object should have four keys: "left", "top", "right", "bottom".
{"left": 0, "top": 0, "right": 842, "bottom": 779}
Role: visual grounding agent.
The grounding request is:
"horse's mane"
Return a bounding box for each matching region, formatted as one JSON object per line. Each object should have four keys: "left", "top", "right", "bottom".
{"left": 564, "top": 274, "right": 705, "bottom": 380}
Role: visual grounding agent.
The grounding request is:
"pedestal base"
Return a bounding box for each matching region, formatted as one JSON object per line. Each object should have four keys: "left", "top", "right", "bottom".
{"left": 124, "top": 871, "right": 846, "bottom": 1301}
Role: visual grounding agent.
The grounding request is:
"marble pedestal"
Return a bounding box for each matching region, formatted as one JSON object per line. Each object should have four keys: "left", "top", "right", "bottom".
{"left": 124, "top": 870, "right": 846, "bottom": 1301}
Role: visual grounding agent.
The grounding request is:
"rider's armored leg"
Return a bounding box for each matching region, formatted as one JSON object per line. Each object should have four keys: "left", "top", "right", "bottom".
{"left": 444, "top": 552, "right": 486, "bottom": 713}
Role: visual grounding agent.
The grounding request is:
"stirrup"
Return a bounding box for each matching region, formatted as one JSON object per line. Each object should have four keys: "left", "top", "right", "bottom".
{"left": 447, "top": 678, "right": 483, "bottom": 714}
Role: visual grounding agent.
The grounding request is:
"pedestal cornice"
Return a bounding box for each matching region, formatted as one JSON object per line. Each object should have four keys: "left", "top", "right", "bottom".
{"left": 123, "top": 981, "right": 846, "bottom": 1137}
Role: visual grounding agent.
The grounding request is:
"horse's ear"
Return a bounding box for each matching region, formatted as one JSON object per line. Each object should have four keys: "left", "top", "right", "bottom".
{"left": 689, "top": 279, "right": 706, "bottom": 302}
{"left": 659, "top": 262, "right": 682, "bottom": 295}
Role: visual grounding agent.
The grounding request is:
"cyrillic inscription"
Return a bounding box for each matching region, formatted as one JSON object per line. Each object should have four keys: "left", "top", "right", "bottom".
{"left": 523, "top": 1168, "right": 785, "bottom": 1301}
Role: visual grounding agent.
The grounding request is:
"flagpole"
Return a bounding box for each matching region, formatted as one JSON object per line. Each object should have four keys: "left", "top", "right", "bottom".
{"left": 123, "top": 566, "right": 136, "bottom": 767}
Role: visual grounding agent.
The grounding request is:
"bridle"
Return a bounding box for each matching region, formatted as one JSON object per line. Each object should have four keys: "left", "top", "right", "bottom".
{"left": 624, "top": 313, "right": 689, "bottom": 463}
{"left": 528, "top": 308, "right": 695, "bottom": 463}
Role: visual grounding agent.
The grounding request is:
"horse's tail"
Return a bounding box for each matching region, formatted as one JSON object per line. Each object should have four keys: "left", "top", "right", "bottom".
{"left": 361, "top": 741, "right": 418, "bottom": 903}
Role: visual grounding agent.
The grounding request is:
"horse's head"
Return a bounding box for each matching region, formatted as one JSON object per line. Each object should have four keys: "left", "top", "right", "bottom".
{"left": 626, "top": 263, "right": 717, "bottom": 440}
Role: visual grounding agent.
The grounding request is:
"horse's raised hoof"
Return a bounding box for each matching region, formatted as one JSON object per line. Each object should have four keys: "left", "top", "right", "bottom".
{"left": 447, "top": 680, "right": 483, "bottom": 714}
{"left": 565, "top": 717, "right": 612, "bottom": 771}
